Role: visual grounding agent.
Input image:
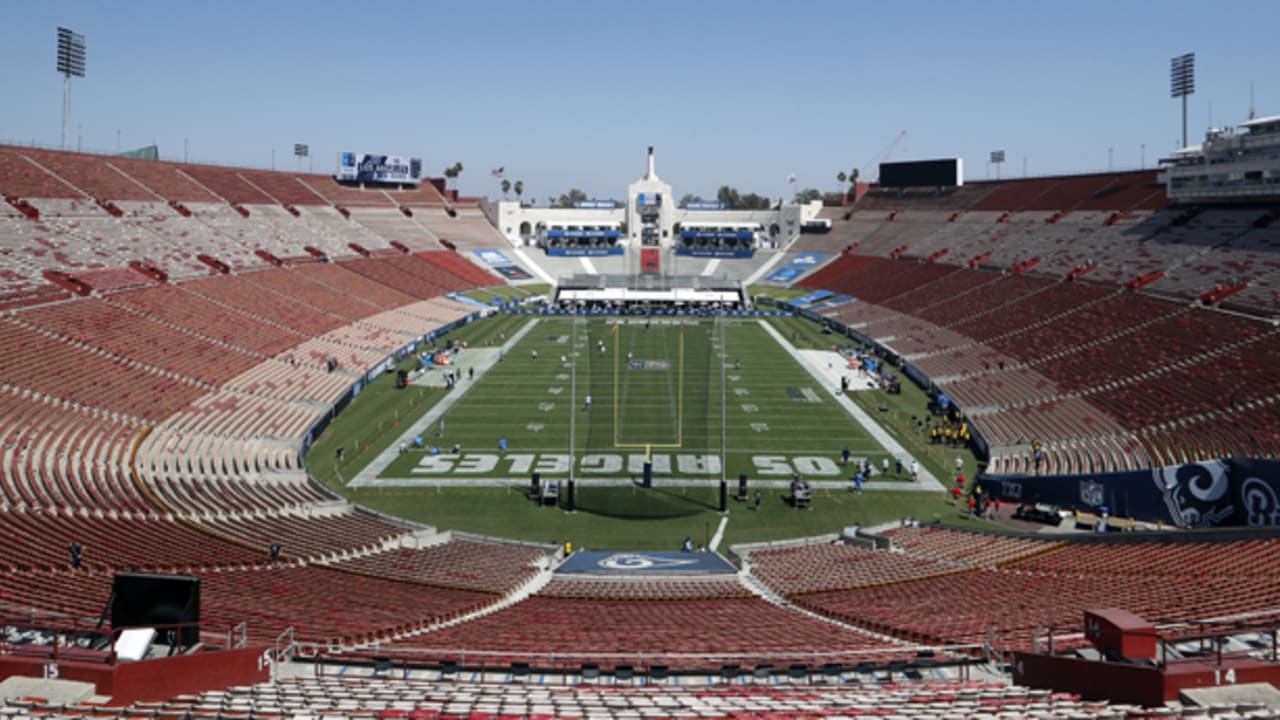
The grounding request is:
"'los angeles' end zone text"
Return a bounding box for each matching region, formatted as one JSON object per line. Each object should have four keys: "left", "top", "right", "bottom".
{"left": 407, "top": 452, "right": 848, "bottom": 477}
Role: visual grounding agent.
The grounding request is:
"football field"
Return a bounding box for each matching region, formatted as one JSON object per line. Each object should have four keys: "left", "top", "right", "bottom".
{"left": 370, "top": 316, "right": 897, "bottom": 485}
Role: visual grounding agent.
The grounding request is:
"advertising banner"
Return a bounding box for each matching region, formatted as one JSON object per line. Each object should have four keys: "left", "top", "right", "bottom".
{"left": 674, "top": 248, "right": 753, "bottom": 258}
{"left": 337, "top": 152, "right": 423, "bottom": 184}
{"left": 546, "top": 247, "right": 625, "bottom": 257}
{"left": 572, "top": 199, "right": 619, "bottom": 209}
{"left": 546, "top": 229, "right": 621, "bottom": 239}
{"left": 473, "top": 249, "right": 513, "bottom": 266}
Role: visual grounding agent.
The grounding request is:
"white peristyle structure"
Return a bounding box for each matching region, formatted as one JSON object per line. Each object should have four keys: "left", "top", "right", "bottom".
{"left": 487, "top": 147, "right": 823, "bottom": 260}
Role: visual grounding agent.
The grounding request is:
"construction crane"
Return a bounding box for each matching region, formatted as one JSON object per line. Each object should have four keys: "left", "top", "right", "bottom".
{"left": 859, "top": 130, "right": 907, "bottom": 183}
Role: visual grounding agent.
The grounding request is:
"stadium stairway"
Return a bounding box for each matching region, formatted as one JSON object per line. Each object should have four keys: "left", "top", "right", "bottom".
{"left": 323, "top": 536, "right": 557, "bottom": 648}
{"left": 736, "top": 550, "right": 931, "bottom": 653}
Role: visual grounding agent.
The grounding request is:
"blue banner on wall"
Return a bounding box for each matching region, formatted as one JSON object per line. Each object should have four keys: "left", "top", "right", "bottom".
{"left": 474, "top": 249, "right": 513, "bottom": 266}
{"left": 683, "top": 200, "right": 727, "bottom": 210}
{"left": 546, "top": 247, "right": 625, "bottom": 257}
{"left": 572, "top": 199, "right": 619, "bottom": 209}
{"left": 977, "top": 457, "right": 1280, "bottom": 528}
{"left": 674, "top": 248, "right": 754, "bottom": 258}
{"left": 680, "top": 230, "right": 754, "bottom": 241}
{"left": 547, "top": 229, "right": 621, "bottom": 239}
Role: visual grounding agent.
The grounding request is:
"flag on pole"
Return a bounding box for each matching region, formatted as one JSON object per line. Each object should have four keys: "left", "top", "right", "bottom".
{"left": 491, "top": 166, "right": 505, "bottom": 178}
{"left": 786, "top": 173, "right": 797, "bottom": 185}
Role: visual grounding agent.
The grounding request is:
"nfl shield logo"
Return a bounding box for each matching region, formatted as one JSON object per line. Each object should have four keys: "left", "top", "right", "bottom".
{"left": 1079, "top": 479, "right": 1105, "bottom": 508}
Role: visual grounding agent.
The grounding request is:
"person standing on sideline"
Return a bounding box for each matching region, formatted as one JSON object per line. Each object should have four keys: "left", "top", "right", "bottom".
{"left": 910, "top": 460, "right": 920, "bottom": 483}
{"left": 584, "top": 394, "right": 592, "bottom": 411}
{"left": 895, "top": 458, "right": 903, "bottom": 478}
{"left": 955, "top": 456, "right": 964, "bottom": 478}
{"left": 842, "top": 446, "right": 851, "bottom": 465}
{"left": 853, "top": 471, "right": 863, "bottom": 495}
{"left": 882, "top": 457, "right": 890, "bottom": 475}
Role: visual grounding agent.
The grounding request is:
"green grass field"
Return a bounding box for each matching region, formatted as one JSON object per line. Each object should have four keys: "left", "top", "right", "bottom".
{"left": 305, "top": 309, "right": 990, "bottom": 550}
{"left": 374, "top": 316, "right": 894, "bottom": 484}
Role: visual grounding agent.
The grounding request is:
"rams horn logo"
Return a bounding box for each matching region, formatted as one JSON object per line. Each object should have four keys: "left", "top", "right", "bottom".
{"left": 1154, "top": 460, "right": 1233, "bottom": 528}
{"left": 1241, "top": 477, "right": 1280, "bottom": 527}
{"left": 597, "top": 553, "right": 700, "bottom": 570}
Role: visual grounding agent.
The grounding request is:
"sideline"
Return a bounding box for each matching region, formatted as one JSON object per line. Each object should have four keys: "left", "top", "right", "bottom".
{"left": 350, "top": 319, "right": 541, "bottom": 487}
{"left": 708, "top": 515, "right": 729, "bottom": 552}
{"left": 756, "top": 319, "right": 944, "bottom": 492}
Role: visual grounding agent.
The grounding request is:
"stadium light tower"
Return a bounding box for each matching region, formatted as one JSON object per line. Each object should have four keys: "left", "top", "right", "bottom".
{"left": 1170, "top": 52, "right": 1195, "bottom": 149}
{"left": 56, "top": 27, "right": 86, "bottom": 151}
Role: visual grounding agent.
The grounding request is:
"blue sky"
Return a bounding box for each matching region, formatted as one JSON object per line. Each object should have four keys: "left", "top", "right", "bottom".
{"left": 1, "top": 1, "right": 1276, "bottom": 202}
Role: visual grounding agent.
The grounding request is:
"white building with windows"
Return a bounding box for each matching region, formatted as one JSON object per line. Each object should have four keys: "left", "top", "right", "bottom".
{"left": 1161, "top": 113, "right": 1280, "bottom": 202}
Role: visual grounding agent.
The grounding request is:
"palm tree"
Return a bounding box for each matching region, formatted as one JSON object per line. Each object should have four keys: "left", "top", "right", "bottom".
{"left": 514, "top": 180, "right": 524, "bottom": 204}
{"left": 442, "top": 162, "right": 464, "bottom": 192}
{"left": 500, "top": 179, "right": 512, "bottom": 199}
{"left": 837, "top": 171, "right": 847, "bottom": 187}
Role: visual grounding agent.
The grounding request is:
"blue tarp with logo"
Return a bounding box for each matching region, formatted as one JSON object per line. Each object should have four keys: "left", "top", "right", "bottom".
{"left": 977, "top": 457, "right": 1280, "bottom": 528}
{"left": 790, "top": 290, "right": 834, "bottom": 306}
{"left": 473, "top": 249, "right": 513, "bottom": 266}
{"left": 557, "top": 551, "right": 738, "bottom": 575}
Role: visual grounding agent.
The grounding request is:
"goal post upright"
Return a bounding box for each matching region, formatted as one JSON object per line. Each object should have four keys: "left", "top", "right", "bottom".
{"left": 719, "top": 306, "right": 727, "bottom": 489}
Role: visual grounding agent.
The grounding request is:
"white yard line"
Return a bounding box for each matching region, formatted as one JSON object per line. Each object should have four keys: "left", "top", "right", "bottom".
{"left": 708, "top": 515, "right": 729, "bottom": 552}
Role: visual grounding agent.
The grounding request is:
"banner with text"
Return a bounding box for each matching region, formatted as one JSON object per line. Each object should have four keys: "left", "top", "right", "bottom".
{"left": 337, "top": 152, "right": 423, "bottom": 184}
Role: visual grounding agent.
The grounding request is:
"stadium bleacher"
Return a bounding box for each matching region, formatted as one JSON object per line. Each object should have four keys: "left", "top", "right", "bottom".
{"left": 3, "top": 144, "right": 1280, "bottom": 708}
{"left": 5, "top": 678, "right": 1163, "bottom": 720}
{"left": 791, "top": 178, "right": 1280, "bottom": 470}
